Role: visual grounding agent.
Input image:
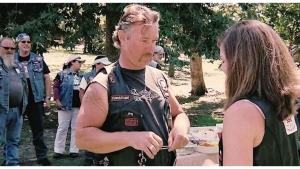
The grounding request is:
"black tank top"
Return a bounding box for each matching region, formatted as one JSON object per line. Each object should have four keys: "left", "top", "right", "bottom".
{"left": 219, "top": 96, "right": 300, "bottom": 166}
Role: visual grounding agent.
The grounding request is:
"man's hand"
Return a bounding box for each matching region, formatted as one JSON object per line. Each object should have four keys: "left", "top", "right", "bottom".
{"left": 167, "top": 126, "right": 189, "bottom": 151}
{"left": 44, "top": 99, "right": 50, "bottom": 109}
{"left": 129, "top": 131, "right": 163, "bottom": 159}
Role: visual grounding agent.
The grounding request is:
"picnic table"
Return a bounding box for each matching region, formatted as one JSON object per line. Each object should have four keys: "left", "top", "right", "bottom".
{"left": 176, "top": 151, "right": 219, "bottom": 166}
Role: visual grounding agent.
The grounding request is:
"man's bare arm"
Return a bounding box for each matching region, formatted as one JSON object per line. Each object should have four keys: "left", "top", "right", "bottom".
{"left": 75, "top": 83, "right": 135, "bottom": 153}
{"left": 167, "top": 83, "right": 190, "bottom": 151}
{"left": 44, "top": 74, "right": 51, "bottom": 109}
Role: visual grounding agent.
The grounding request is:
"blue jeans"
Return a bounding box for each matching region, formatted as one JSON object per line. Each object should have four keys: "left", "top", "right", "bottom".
{"left": 0, "top": 108, "right": 23, "bottom": 166}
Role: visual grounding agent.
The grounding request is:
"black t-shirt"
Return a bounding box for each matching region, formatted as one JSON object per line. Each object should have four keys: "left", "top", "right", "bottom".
{"left": 18, "top": 54, "right": 50, "bottom": 103}
{"left": 156, "top": 63, "right": 162, "bottom": 70}
{"left": 8, "top": 68, "right": 23, "bottom": 107}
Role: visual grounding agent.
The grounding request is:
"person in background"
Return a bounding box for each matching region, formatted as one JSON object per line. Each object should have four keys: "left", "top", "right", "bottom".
{"left": 79, "top": 55, "right": 112, "bottom": 102}
{"left": 52, "top": 55, "right": 85, "bottom": 159}
{"left": 14, "top": 33, "right": 52, "bottom": 166}
{"left": 148, "top": 45, "right": 164, "bottom": 70}
{"left": 0, "top": 37, "right": 28, "bottom": 166}
{"left": 202, "top": 20, "right": 300, "bottom": 166}
{"left": 75, "top": 4, "right": 190, "bottom": 166}
{"left": 79, "top": 55, "right": 111, "bottom": 166}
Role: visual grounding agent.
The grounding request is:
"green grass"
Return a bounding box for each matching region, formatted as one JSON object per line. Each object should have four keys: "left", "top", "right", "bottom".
{"left": 176, "top": 96, "right": 224, "bottom": 127}
{"left": 191, "top": 114, "right": 223, "bottom": 127}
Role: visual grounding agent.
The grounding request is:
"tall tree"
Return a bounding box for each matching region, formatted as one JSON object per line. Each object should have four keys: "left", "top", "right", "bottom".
{"left": 147, "top": 3, "right": 233, "bottom": 95}
{"left": 264, "top": 3, "right": 300, "bottom": 57}
{"left": 103, "top": 3, "right": 128, "bottom": 62}
{"left": 0, "top": 3, "right": 64, "bottom": 55}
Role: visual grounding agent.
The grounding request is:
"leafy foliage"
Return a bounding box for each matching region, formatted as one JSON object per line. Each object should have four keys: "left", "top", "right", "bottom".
{"left": 264, "top": 3, "right": 300, "bottom": 52}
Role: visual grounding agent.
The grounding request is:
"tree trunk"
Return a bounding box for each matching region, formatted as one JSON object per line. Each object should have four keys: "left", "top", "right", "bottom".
{"left": 105, "top": 4, "right": 120, "bottom": 62}
{"left": 168, "top": 60, "right": 175, "bottom": 77}
{"left": 83, "top": 39, "right": 87, "bottom": 53}
{"left": 190, "top": 54, "right": 207, "bottom": 96}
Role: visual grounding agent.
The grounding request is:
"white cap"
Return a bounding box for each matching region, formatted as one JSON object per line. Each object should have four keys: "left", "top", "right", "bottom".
{"left": 66, "top": 55, "right": 85, "bottom": 64}
{"left": 93, "top": 57, "right": 112, "bottom": 65}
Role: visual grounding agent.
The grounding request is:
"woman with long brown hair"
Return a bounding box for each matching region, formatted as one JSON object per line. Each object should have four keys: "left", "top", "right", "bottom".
{"left": 203, "top": 20, "right": 300, "bottom": 166}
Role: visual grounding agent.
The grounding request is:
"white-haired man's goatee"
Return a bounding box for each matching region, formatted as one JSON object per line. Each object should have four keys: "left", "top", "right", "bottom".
{"left": 2, "top": 54, "right": 15, "bottom": 70}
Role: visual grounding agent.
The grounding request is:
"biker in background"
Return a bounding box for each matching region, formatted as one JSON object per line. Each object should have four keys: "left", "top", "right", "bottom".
{"left": 53, "top": 55, "right": 85, "bottom": 159}
{"left": 148, "top": 45, "right": 164, "bottom": 70}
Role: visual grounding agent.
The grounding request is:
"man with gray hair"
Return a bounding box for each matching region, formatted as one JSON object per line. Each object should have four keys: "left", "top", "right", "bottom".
{"left": 148, "top": 45, "right": 164, "bottom": 70}
{"left": 0, "top": 37, "right": 28, "bottom": 166}
{"left": 14, "top": 33, "right": 51, "bottom": 166}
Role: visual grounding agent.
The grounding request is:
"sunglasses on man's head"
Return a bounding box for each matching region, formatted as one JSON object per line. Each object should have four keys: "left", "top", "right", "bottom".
{"left": 0, "top": 46, "right": 16, "bottom": 50}
{"left": 72, "top": 57, "right": 83, "bottom": 63}
{"left": 20, "top": 41, "right": 31, "bottom": 44}
{"left": 75, "top": 60, "right": 84, "bottom": 63}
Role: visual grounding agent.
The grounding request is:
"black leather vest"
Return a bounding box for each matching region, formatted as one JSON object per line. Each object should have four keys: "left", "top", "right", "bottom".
{"left": 97, "top": 63, "right": 176, "bottom": 166}
{"left": 219, "top": 96, "right": 300, "bottom": 166}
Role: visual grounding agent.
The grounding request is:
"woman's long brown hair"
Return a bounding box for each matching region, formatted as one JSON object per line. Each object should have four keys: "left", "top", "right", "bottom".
{"left": 218, "top": 20, "right": 300, "bottom": 121}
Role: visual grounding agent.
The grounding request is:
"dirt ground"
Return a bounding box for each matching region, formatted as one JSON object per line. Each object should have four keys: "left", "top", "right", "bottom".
{"left": 0, "top": 50, "right": 227, "bottom": 166}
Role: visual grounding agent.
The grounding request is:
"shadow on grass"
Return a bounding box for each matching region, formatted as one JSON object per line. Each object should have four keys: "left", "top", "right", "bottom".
{"left": 176, "top": 95, "right": 225, "bottom": 127}
{"left": 176, "top": 95, "right": 200, "bottom": 104}
{"left": 190, "top": 114, "right": 223, "bottom": 127}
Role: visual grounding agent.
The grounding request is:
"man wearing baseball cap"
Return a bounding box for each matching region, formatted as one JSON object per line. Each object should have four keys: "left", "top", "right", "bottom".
{"left": 79, "top": 55, "right": 111, "bottom": 102}
{"left": 79, "top": 55, "right": 111, "bottom": 166}
{"left": 14, "top": 33, "right": 52, "bottom": 166}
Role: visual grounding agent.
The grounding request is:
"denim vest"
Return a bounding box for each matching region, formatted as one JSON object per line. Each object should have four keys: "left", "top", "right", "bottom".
{"left": 14, "top": 52, "right": 45, "bottom": 102}
{"left": 58, "top": 68, "right": 83, "bottom": 110}
{"left": 83, "top": 69, "right": 97, "bottom": 84}
{"left": 0, "top": 58, "right": 28, "bottom": 114}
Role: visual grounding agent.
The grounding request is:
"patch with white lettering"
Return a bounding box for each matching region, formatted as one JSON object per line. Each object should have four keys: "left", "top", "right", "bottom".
{"left": 157, "top": 77, "right": 169, "bottom": 97}
{"left": 124, "top": 118, "right": 138, "bottom": 126}
{"left": 110, "top": 95, "right": 131, "bottom": 102}
{"left": 108, "top": 73, "right": 115, "bottom": 84}
{"left": 283, "top": 116, "right": 297, "bottom": 135}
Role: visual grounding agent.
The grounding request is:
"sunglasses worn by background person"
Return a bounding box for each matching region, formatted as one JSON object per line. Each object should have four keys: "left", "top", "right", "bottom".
{"left": 0, "top": 46, "right": 16, "bottom": 50}
{"left": 20, "top": 41, "right": 31, "bottom": 44}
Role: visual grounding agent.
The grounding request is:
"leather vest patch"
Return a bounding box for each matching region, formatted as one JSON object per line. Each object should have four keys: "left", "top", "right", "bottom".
{"left": 283, "top": 116, "right": 297, "bottom": 135}
{"left": 108, "top": 73, "right": 115, "bottom": 84}
{"left": 110, "top": 95, "right": 131, "bottom": 102}
{"left": 124, "top": 117, "right": 138, "bottom": 126}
